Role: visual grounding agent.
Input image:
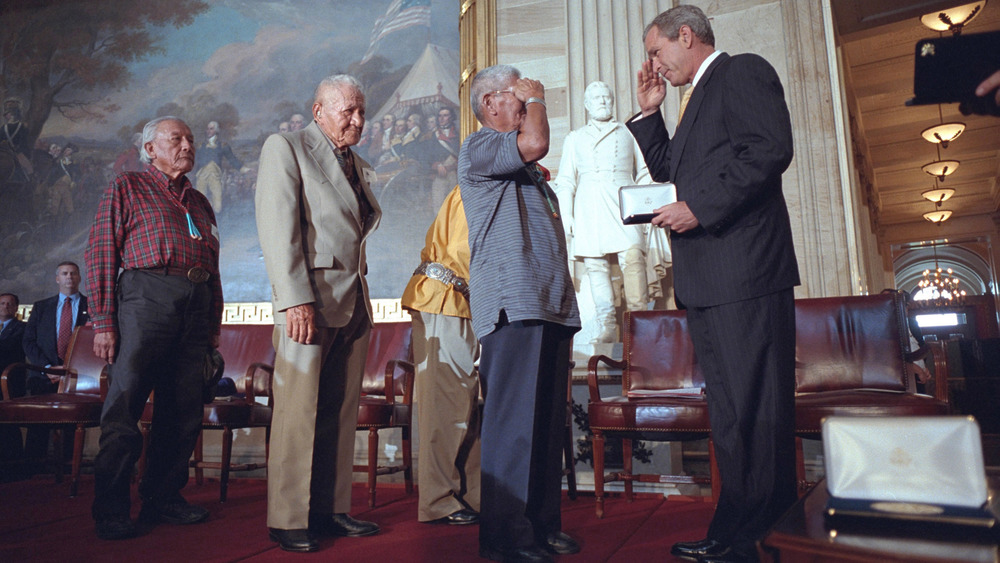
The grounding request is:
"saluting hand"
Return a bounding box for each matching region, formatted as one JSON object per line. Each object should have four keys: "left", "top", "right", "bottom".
{"left": 637, "top": 59, "right": 667, "bottom": 117}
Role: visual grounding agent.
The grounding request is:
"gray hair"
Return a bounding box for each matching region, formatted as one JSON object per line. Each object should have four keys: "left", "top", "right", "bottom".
{"left": 139, "top": 116, "right": 185, "bottom": 163}
{"left": 644, "top": 5, "right": 715, "bottom": 47}
{"left": 470, "top": 64, "right": 521, "bottom": 122}
{"left": 313, "top": 74, "right": 364, "bottom": 105}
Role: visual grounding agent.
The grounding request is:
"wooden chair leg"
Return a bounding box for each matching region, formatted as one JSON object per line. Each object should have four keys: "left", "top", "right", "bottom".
{"left": 708, "top": 438, "right": 720, "bottom": 503}
{"left": 193, "top": 431, "right": 205, "bottom": 486}
{"left": 367, "top": 428, "right": 379, "bottom": 508}
{"left": 563, "top": 415, "right": 577, "bottom": 500}
{"left": 795, "top": 436, "right": 806, "bottom": 495}
{"left": 593, "top": 430, "right": 605, "bottom": 518}
{"left": 623, "top": 437, "right": 633, "bottom": 503}
{"left": 219, "top": 427, "right": 233, "bottom": 502}
{"left": 138, "top": 422, "right": 151, "bottom": 483}
{"left": 52, "top": 427, "right": 64, "bottom": 483}
{"left": 402, "top": 426, "right": 413, "bottom": 495}
{"left": 69, "top": 424, "right": 85, "bottom": 497}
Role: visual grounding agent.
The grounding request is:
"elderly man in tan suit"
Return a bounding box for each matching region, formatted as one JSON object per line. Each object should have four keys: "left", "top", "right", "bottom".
{"left": 255, "top": 74, "right": 382, "bottom": 553}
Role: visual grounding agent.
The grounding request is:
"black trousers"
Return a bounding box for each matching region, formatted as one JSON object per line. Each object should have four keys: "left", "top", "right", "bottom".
{"left": 91, "top": 270, "right": 212, "bottom": 520}
{"left": 477, "top": 316, "right": 574, "bottom": 551}
{"left": 685, "top": 289, "right": 797, "bottom": 555}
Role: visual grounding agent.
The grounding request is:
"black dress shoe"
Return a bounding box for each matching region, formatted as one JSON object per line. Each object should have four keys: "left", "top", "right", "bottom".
{"left": 701, "top": 547, "right": 758, "bottom": 563}
{"left": 542, "top": 531, "right": 581, "bottom": 555}
{"left": 268, "top": 528, "right": 319, "bottom": 553}
{"left": 139, "top": 501, "right": 209, "bottom": 525}
{"left": 430, "top": 508, "right": 480, "bottom": 525}
{"left": 309, "top": 513, "right": 380, "bottom": 537}
{"left": 95, "top": 516, "right": 137, "bottom": 540}
{"left": 479, "top": 544, "right": 553, "bottom": 562}
{"left": 670, "top": 538, "right": 730, "bottom": 561}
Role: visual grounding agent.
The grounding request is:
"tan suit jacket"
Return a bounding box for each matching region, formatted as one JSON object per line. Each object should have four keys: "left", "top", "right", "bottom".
{"left": 256, "top": 121, "right": 381, "bottom": 327}
{"left": 255, "top": 121, "right": 382, "bottom": 528}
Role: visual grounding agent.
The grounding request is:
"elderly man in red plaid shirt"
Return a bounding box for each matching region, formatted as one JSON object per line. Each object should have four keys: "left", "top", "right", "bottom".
{"left": 86, "top": 116, "right": 223, "bottom": 541}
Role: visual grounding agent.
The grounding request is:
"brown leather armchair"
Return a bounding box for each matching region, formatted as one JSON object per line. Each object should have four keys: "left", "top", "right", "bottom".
{"left": 139, "top": 324, "right": 275, "bottom": 502}
{"left": 355, "top": 321, "right": 415, "bottom": 508}
{"left": 0, "top": 325, "right": 108, "bottom": 496}
{"left": 793, "top": 292, "right": 950, "bottom": 488}
{"left": 587, "top": 309, "right": 719, "bottom": 518}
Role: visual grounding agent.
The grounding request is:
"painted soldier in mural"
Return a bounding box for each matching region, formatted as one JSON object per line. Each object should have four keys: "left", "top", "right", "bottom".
{"left": 194, "top": 120, "right": 245, "bottom": 213}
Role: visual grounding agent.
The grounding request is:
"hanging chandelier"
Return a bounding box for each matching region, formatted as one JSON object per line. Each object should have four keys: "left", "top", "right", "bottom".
{"left": 914, "top": 246, "right": 967, "bottom": 306}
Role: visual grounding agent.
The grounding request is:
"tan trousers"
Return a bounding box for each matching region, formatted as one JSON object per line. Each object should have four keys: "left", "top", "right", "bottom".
{"left": 412, "top": 311, "right": 481, "bottom": 521}
{"left": 266, "top": 306, "right": 370, "bottom": 529}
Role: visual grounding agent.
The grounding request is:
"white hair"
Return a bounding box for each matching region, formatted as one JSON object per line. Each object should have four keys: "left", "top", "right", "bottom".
{"left": 139, "top": 116, "right": 186, "bottom": 163}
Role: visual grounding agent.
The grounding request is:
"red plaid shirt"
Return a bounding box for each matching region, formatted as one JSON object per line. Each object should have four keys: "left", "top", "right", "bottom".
{"left": 85, "top": 166, "right": 223, "bottom": 335}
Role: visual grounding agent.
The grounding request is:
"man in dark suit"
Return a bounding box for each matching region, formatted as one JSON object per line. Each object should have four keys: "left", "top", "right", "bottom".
{"left": 627, "top": 6, "right": 799, "bottom": 562}
{"left": 0, "top": 293, "right": 25, "bottom": 372}
{"left": 23, "top": 261, "right": 89, "bottom": 394}
{"left": 0, "top": 292, "right": 27, "bottom": 475}
{"left": 21, "top": 261, "right": 89, "bottom": 465}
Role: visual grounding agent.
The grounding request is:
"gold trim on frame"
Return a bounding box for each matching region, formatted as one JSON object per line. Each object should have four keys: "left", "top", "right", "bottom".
{"left": 223, "top": 300, "right": 410, "bottom": 324}
{"left": 459, "top": 0, "right": 496, "bottom": 139}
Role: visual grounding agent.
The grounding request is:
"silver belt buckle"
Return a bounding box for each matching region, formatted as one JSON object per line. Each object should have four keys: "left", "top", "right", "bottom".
{"left": 187, "top": 267, "right": 210, "bottom": 283}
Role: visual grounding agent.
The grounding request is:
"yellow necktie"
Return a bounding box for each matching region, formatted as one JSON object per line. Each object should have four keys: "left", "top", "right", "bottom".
{"left": 678, "top": 87, "right": 693, "bottom": 124}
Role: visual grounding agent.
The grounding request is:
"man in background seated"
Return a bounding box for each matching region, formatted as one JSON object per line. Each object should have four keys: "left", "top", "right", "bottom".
{"left": 0, "top": 293, "right": 25, "bottom": 376}
{"left": 87, "top": 116, "right": 222, "bottom": 541}
{"left": 21, "top": 261, "right": 90, "bottom": 465}
{"left": 0, "top": 292, "right": 26, "bottom": 478}
{"left": 401, "top": 185, "right": 481, "bottom": 528}
{"left": 23, "top": 261, "right": 90, "bottom": 394}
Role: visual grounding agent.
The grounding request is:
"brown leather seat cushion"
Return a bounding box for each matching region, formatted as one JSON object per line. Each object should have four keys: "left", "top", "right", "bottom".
{"left": 795, "top": 389, "right": 948, "bottom": 433}
{"left": 202, "top": 399, "right": 253, "bottom": 427}
{"left": 356, "top": 396, "right": 410, "bottom": 428}
{"left": 587, "top": 395, "right": 710, "bottom": 434}
{"left": 0, "top": 394, "right": 104, "bottom": 423}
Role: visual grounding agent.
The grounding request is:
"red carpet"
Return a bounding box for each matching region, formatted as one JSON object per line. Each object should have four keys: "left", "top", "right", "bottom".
{"left": 0, "top": 476, "right": 714, "bottom": 562}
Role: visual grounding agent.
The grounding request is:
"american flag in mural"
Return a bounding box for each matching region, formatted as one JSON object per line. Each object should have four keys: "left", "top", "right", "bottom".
{"left": 361, "top": 0, "right": 432, "bottom": 63}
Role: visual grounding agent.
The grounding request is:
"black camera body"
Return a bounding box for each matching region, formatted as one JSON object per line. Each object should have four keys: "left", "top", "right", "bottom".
{"left": 909, "top": 30, "right": 1000, "bottom": 116}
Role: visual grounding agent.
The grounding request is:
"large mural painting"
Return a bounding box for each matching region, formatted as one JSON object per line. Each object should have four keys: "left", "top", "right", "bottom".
{"left": 0, "top": 0, "right": 459, "bottom": 305}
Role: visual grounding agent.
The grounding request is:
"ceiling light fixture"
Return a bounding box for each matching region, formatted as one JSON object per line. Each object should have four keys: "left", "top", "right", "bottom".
{"left": 922, "top": 159, "right": 961, "bottom": 180}
{"left": 922, "top": 187, "right": 956, "bottom": 206}
{"left": 920, "top": 1, "right": 987, "bottom": 35}
{"left": 921, "top": 104, "right": 965, "bottom": 148}
{"left": 922, "top": 144, "right": 960, "bottom": 181}
{"left": 921, "top": 122, "right": 966, "bottom": 147}
{"left": 923, "top": 209, "right": 953, "bottom": 224}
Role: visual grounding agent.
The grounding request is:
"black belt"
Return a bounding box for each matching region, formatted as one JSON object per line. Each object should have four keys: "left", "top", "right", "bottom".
{"left": 413, "top": 261, "right": 469, "bottom": 299}
{"left": 137, "top": 266, "right": 212, "bottom": 283}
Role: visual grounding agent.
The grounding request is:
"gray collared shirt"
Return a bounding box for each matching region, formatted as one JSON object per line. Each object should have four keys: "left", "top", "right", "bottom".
{"left": 458, "top": 127, "right": 580, "bottom": 338}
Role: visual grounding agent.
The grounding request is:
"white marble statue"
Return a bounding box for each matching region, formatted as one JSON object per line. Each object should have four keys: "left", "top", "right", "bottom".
{"left": 552, "top": 81, "right": 665, "bottom": 344}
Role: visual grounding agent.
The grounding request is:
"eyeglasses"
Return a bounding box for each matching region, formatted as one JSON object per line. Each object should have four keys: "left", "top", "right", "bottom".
{"left": 490, "top": 89, "right": 515, "bottom": 97}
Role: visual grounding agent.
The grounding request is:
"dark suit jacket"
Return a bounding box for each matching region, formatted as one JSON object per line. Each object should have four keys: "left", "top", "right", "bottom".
{"left": 23, "top": 294, "right": 89, "bottom": 368}
{"left": 0, "top": 318, "right": 26, "bottom": 371}
{"left": 627, "top": 53, "right": 799, "bottom": 308}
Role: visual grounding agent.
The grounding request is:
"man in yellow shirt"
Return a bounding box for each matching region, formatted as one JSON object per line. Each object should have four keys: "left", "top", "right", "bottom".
{"left": 401, "top": 185, "right": 480, "bottom": 526}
